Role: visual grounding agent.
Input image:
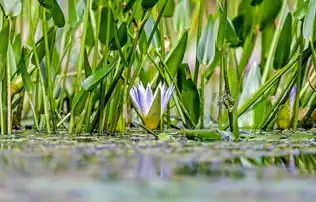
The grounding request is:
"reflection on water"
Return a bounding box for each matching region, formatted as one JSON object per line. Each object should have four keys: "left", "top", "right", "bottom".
{"left": 0, "top": 134, "right": 316, "bottom": 201}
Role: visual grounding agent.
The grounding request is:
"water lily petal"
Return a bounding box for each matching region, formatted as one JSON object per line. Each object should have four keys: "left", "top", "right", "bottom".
{"left": 161, "top": 84, "right": 175, "bottom": 113}
{"left": 144, "top": 83, "right": 154, "bottom": 115}
{"left": 138, "top": 82, "right": 149, "bottom": 115}
{"left": 130, "top": 87, "right": 143, "bottom": 116}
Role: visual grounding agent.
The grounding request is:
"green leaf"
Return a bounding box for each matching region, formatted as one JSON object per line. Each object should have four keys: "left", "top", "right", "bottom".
{"left": 293, "top": 0, "right": 309, "bottom": 20}
{"left": 71, "top": 89, "right": 89, "bottom": 116}
{"left": 38, "top": 0, "right": 53, "bottom": 9}
{"left": 19, "top": 49, "right": 33, "bottom": 95}
{"left": 84, "top": 49, "right": 92, "bottom": 78}
{"left": 99, "top": 7, "right": 115, "bottom": 44}
{"left": 0, "top": 19, "right": 10, "bottom": 80}
{"left": 31, "top": 27, "right": 55, "bottom": 64}
{"left": 85, "top": 15, "right": 95, "bottom": 47}
{"left": 177, "top": 64, "right": 200, "bottom": 125}
{"left": 238, "top": 62, "right": 262, "bottom": 128}
{"left": 197, "top": 15, "right": 215, "bottom": 66}
{"left": 81, "top": 62, "right": 115, "bottom": 91}
{"left": 68, "top": 0, "right": 78, "bottom": 26}
{"left": 303, "top": 0, "right": 316, "bottom": 40}
{"left": 51, "top": 0, "right": 65, "bottom": 27}
{"left": 173, "top": 0, "right": 190, "bottom": 33}
{"left": 7, "top": 43, "right": 17, "bottom": 77}
{"left": 274, "top": 13, "right": 292, "bottom": 69}
{"left": 159, "top": 0, "right": 175, "bottom": 17}
{"left": 0, "top": 0, "right": 21, "bottom": 16}
{"left": 165, "top": 30, "right": 188, "bottom": 77}
{"left": 141, "top": 0, "right": 159, "bottom": 10}
{"left": 109, "top": 22, "right": 128, "bottom": 50}
{"left": 258, "top": 0, "right": 282, "bottom": 29}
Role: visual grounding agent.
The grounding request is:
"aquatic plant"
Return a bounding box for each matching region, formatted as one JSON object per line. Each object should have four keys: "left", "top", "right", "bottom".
{"left": 0, "top": 0, "right": 314, "bottom": 139}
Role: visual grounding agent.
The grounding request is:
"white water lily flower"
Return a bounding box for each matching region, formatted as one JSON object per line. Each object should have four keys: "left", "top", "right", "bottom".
{"left": 130, "top": 82, "right": 175, "bottom": 129}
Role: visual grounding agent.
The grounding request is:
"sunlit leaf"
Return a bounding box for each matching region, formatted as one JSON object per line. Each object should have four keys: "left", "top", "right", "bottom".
{"left": 7, "top": 43, "right": 17, "bottom": 77}
{"left": 197, "top": 15, "right": 215, "bottom": 66}
{"left": 68, "top": 0, "right": 77, "bottom": 26}
{"left": 81, "top": 62, "right": 115, "bottom": 91}
{"left": 238, "top": 62, "right": 262, "bottom": 128}
{"left": 165, "top": 30, "right": 188, "bottom": 77}
{"left": 303, "top": 0, "right": 316, "bottom": 40}
{"left": 173, "top": 0, "right": 190, "bottom": 33}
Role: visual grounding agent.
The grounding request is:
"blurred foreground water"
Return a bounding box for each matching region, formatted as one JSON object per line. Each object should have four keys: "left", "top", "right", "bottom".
{"left": 0, "top": 130, "right": 316, "bottom": 202}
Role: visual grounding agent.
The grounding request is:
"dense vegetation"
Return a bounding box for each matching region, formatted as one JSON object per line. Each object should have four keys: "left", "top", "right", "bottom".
{"left": 0, "top": 0, "right": 315, "bottom": 140}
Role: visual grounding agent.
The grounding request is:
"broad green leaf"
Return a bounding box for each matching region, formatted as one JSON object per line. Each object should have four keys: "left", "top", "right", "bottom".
{"left": 173, "top": 0, "right": 190, "bottom": 33}
{"left": 109, "top": 22, "right": 128, "bottom": 50}
{"left": 99, "top": 7, "right": 115, "bottom": 44}
{"left": 177, "top": 64, "right": 200, "bottom": 125}
{"left": 165, "top": 30, "right": 188, "bottom": 77}
{"left": 141, "top": 0, "right": 159, "bottom": 10}
{"left": 71, "top": 89, "right": 89, "bottom": 116}
{"left": 51, "top": 0, "right": 65, "bottom": 27}
{"left": 238, "top": 62, "right": 261, "bottom": 128}
{"left": 303, "top": 0, "right": 316, "bottom": 40}
{"left": 68, "top": 0, "right": 77, "bottom": 26}
{"left": 0, "top": 0, "right": 21, "bottom": 16}
{"left": 197, "top": 15, "right": 215, "bottom": 66}
{"left": 226, "top": 18, "right": 239, "bottom": 46}
{"left": 81, "top": 62, "right": 115, "bottom": 91}
{"left": 38, "top": 0, "right": 53, "bottom": 9}
{"left": 144, "top": 87, "right": 161, "bottom": 129}
{"left": 19, "top": 49, "right": 33, "bottom": 95}
{"left": 12, "top": 34, "right": 22, "bottom": 65}
{"left": 0, "top": 19, "right": 10, "bottom": 80}
{"left": 7, "top": 43, "right": 17, "bottom": 77}
{"left": 258, "top": 0, "right": 282, "bottom": 29}
{"left": 274, "top": 13, "right": 292, "bottom": 69}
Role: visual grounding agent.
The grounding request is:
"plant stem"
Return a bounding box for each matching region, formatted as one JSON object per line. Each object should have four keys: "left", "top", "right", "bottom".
{"left": 69, "top": 0, "right": 91, "bottom": 134}
{"left": 28, "top": 2, "right": 51, "bottom": 133}
{"left": 193, "top": 0, "right": 204, "bottom": 84}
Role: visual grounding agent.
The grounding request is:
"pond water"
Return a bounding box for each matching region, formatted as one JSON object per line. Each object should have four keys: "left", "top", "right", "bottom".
{"left": 0, "top": 130, "right": 316, "bottom": 202}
